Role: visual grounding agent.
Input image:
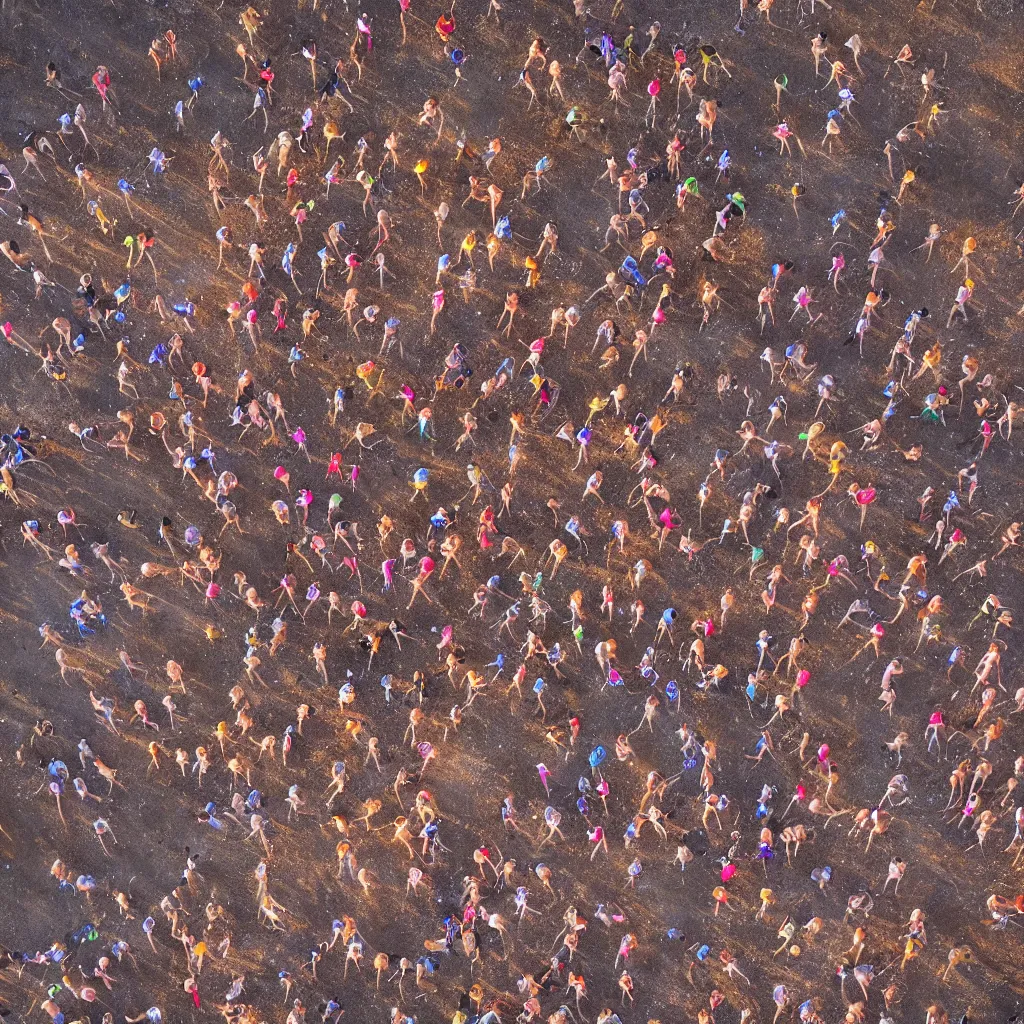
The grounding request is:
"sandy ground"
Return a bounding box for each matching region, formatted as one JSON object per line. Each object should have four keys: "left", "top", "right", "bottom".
{"left": 0, "top": 0, "right": 1022, "bottom": 1022}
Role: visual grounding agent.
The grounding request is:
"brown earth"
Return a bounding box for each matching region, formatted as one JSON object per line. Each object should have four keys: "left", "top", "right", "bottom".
{"left": 0, "top": 0, "right": 1022, "bottom": 1022}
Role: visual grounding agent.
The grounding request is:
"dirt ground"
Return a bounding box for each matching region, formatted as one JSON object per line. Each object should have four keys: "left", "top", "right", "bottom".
{"left": 0, "top": 0, "right": 1022, "bottom": 1021}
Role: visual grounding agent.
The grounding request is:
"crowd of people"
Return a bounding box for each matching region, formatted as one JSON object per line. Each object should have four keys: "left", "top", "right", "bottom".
{"left": 0, "top": 0, "right": 1022, "bottom": 1022}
